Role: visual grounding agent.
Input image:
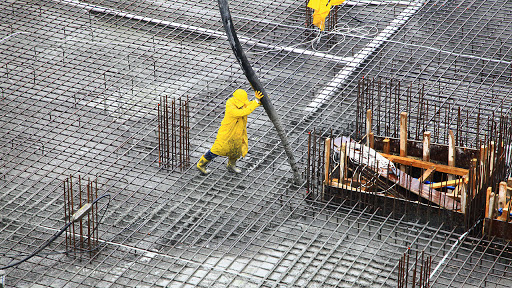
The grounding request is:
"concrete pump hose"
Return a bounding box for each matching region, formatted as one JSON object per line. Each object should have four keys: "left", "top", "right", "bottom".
{"left": 217, "top": 0, "right": 302, "bottom": 185}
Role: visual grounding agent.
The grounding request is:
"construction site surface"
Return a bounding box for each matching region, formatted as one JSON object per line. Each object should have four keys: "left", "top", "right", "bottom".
{"left": 2, "top": 0, "right": 512, "bottom": 287}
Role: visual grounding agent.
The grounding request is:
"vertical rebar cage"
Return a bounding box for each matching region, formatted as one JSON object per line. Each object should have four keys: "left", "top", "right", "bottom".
{"left": 158, "top": 95, "right": 190, "bottom": 171}
{"left": 63, "top": 175, "right": 99, "bottom": 257}
{"left": 397, "top": 249, "right": 432, "bottom": 288}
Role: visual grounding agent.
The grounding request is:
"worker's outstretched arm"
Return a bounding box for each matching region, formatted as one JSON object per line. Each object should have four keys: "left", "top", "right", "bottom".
{"left": 227, "top": 100, "right": 260, "bottom": 117}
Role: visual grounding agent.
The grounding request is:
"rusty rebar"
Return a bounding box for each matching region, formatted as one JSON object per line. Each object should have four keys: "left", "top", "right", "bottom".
{"left": 157, "top": 95, "right": 190, "bottom": 170}
{"left": 64, "top": 178, "right": 68, "bottom": 252}
{"left": 168, "top": 95, "right": 172, "bottom": 167}
{"left": 70, "top": 175, "right": 75, "bottom": 251}
{"left": 87, "top": 178, "right": 91, "bottom": 255}
{"left": 158, "top": 102, "right": 161, "bottom": 167}
{"left": 79, "top": 175, "right": 83, "bottom": 252}
{"left": 63, "top": 175, "right": 100, "bottom": 256}
{"left": 307, "top": 131, "right": 311, "bottom": 197}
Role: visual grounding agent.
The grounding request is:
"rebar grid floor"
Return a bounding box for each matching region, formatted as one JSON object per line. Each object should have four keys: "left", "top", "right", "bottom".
{"left": 1, "top": 0, "right": 512, "bottom": 287}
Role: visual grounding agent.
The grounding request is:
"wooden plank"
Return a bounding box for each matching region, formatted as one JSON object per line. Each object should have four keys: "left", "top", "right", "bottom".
{"left": 480, "top": 145, "right": 487, "bottom": 166}
{"left": 384, "top": 168, "right": 460, "bottom": 210}
{"left": 428, "top": 178, "right": 467, "bottom": 189}
{"left": 489, "top": 141, "right": 495, "bottom": 173}
{"left": 445, "top": 192, "right": 460, "bottom": 200}
{"left": 461, "top": 182, "right": 467, "bottom": 214}
{"left": 448, "top": 179, "right": 468, "bottom": 200}
{"left": 366, "top": 109, "right": 372, "bottom": 147}
{"left": 383, "top": 138, "right": 390, "bottom": 154}
{"left": 328, "top": 179, "right": 364, "bottom": 192}
{"left": 471, "top": 158, "right": 477, "bottom": 197}
{"left": 485, "top": 187, "right": 492, "bottom": 218}
{"left": 498, "top": 182, "right": 508, "bottom": 221}
{"left": 400, "top": 112, "right": 407, "bottom": 173}
{"left": 448, "top": 130, "right": 455, "bottom": 181}
{"left": 330, "top": 169, "right": 460, "bottom": 210}
{"left": 419, "top": 167, "right": 435, "bottom": 182}
{"left": 489, "top": 192, "right": 496, "bottom": 220}
{"left": 339, "top": 142, "right": 347, "bottom": 181}
{"left": 400, "top": 112, "right": 407, "bottom": 157}
{"left": 379, "top": 153, "right": 469, "bottom": 176}
{"left": 324, "top": 138, "right": 331, "bottom": 185}
{"left": 453, "top": 184, "right": 462, "bottom": 199}
{"left": 363, "top": 157, "right": 460, "bottom": 210}
{"left": 423, "top": 131, "right": 431, "bottom": 162}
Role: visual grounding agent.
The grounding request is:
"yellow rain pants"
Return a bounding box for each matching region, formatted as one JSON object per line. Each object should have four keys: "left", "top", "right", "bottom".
{"left": 210, "top": 96, "right": 260, "bottom": 159}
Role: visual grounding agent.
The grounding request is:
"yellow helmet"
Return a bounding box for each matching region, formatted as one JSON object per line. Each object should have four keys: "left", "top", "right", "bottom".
{"left": 233, "top": 89, "right": 248, "bottom": 104}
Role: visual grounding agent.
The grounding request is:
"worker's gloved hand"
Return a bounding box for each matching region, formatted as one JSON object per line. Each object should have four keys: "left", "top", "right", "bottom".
{"left": 255, "top": 91, "right": 264, "bottom": 104}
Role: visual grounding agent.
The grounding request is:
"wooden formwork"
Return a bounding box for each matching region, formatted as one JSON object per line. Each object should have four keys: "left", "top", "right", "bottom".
{"left": 307, "top": 110, "right": 512, "bottom": 236}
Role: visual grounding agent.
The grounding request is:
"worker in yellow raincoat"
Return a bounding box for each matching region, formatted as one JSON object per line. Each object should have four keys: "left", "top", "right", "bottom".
{"left": 196, "top": 89, "right": 264, "bottom": 174}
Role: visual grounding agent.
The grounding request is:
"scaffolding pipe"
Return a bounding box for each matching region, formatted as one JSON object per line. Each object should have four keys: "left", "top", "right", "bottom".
{"left": 218, "top": 0, "right": 301, "bottom": 185}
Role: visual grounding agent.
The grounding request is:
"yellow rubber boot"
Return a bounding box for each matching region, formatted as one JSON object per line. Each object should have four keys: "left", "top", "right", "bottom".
{"left": 226, "top": 157, "right": 241, "bottom": 173}
{"left": 196, "top": 155, "right": 211, "bottom": 175}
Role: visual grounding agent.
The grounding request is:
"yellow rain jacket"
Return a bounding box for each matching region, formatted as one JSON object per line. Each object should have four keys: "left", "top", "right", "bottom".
{"left": 210, "top": 90, "right": 260, "bottom": 159}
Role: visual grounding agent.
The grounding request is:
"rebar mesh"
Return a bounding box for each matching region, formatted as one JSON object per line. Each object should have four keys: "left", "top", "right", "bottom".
{"left": 1, "top": 0, "right": 512, "bottom": 287}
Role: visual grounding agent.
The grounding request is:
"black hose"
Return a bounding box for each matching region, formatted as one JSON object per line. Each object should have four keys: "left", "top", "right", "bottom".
{"left": 1, "top": 221, "right": 72, "bottom": 270}
{"left": 0, "top": 194, "right": 110, "bottom": 270}
{"left": 217, "top": 0, "right": 301, "bottom": 185}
